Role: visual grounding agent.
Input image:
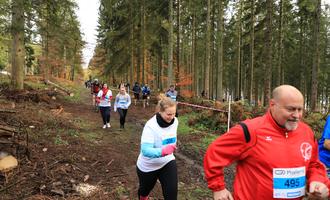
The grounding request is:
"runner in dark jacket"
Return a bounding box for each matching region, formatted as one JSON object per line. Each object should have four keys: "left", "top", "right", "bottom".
{"left": 132, "top": 82, "right": 141, "bottom": 105}
{"left": 142, "top": 84, "right": 151, "bottom": 108}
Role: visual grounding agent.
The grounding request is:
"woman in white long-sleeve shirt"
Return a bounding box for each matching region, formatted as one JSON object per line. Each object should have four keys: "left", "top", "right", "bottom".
{"left": 114, "top": 86, "right": 131, "bottom": 129}
{"left": 96, "top": 83, "right": 112, "bottom": 129}
{"left": 136, "top": 94, "right": 178, "bottom": 200}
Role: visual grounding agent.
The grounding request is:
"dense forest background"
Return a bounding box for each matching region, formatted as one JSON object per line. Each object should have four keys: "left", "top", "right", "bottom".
{"left": 0, "top": 0, "right": 329, "bottom": 112}
{"left": 0, "top": 0, "right": 84, "bottom": 87}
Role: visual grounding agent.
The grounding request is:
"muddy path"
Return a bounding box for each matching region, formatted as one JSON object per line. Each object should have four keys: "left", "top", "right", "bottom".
{"left": 0, "top": 86, "right": 211, "bottom": 200}
{"left": 60, "top": 87, "right": 211, "bottom": 199}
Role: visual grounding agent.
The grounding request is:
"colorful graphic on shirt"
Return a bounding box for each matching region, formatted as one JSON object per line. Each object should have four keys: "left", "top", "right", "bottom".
{"left": 300, "top": 142, "right": 312, "bottom": 161}
{"left": 162, "top": 137, "right": 176, "bottom": 145}
{"left": 162, "top": 132, "right": 176, "bottom": 145}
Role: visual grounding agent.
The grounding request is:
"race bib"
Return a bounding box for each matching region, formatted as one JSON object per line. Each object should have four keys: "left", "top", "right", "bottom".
{"left": 169, "top": 95, "right": 176, "bottom": 101}
{"left": 273, "top": 167, "right": 306, "bottom": 199}
{"left": 162, "top": 132, "right": 176, "bottom": 145}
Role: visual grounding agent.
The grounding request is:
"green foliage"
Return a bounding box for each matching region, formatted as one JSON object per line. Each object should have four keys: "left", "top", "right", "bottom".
{"left": 0, "top": 36, "right": 9, "bottom": 70}
{"left": 298, "top": 0, "right": 317, "bottom": 13}
{"left": 0, "top": 62, "right": 4, "bottom": 71}
{"left": 92, "top": 0, "right": 330, "bottom": 110}
{"left": 177, "top": 112, "right": 222, "bottom": 167}
{"left": 178, "top": 114, "right": 195, "bottom": 135}
{"left": 304, "top": 113, "right": 327, "bottom": 139}
{"left": 67, "top": 129, "right": 79, "bottom": 137}
{"left": 201, "top": 134, "right": 219, "bottom": 149}
{"left": 18, "top": 0, "right": 84, "bottom": 79}
{"left": 25, "top": 45, "right": 35, "bottom": 70}
{"left": 179, "top": 186, "right": 212, "bottom": 199}
{"left": 82, "top": 131, "right": 101, "bottom": 142}
{"left": 62, "top": 86, "right": 84, "bottom": 103}
{"left": 111, "top": 184, "right": 129, "bottom": 199}
{"left": 54, "top": 135, "right": 68, "bottom": 145}
{"left": 24, "top": 80, "right": 48, "bottom": 90}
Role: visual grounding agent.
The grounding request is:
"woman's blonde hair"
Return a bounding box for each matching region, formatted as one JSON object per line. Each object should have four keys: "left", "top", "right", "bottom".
{"left": 156, "top": 93, "right": 177, "bottom": 112}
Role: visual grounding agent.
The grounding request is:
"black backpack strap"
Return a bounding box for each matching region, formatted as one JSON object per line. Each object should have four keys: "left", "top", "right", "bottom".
{"left": 239, "top": 122, "right": 250, "bottom": 143}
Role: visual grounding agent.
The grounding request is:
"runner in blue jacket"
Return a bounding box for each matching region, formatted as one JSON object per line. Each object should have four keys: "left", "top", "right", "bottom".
{"left": 319, "top": 115, "right": 330, "bottom": 177}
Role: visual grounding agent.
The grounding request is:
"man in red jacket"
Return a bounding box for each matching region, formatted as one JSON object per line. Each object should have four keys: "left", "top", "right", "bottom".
{"left": 204, "top": 85, "right": 329, "bottom": 200}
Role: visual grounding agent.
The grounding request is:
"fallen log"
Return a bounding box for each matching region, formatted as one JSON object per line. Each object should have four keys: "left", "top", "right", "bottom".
{"left": 0, "top": 139, "right": 14, "bottom": 144}
{"left": 0, "top": 109, "right": 17, "bottom": 114}
{"left": 0, "top": 125, "right": 17, "bottom": 133}
{"left": 0, "top": 130, "right": 14, "bottom": 137}
{"left": 44, "top": 80, "right": 73, "bottom": 96}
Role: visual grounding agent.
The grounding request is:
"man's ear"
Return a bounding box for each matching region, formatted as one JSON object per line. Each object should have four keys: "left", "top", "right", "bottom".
{"left": 269, "top": 99, "right": 276, "bottom": 107}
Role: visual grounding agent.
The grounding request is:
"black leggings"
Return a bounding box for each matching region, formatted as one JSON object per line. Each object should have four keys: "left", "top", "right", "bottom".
{"left": 117, "top": 108, "right": 128, "bottom": 126}
{"left": 136, "top": 160, "right": 177, "bottom": 200}
{"left": 99, "top": 106, "right": 110, "bottom": 125}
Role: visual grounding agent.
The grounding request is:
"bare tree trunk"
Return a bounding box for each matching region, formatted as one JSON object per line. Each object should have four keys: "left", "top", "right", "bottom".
{"left": 276, "top": 0, "right": 284, "bottom": 86}
{"left": 191, "top": 8, "right": 199, "bottom": 96}
{"left": 263, "top": 0, "right": 273, "bottom": 106}
{"left": 192, "top": 11, "right": 197, "bottom": 96}
{"left": 158, "top": 38, "right": 163, "bottom": 91}
{"left": 209, "top": 5, "right": 217, "bottom": 100}
{"left": 249, "top": 0, "right": 255, "bottom": 103}
{"left": 168, "top": 0, "right": 174, "bottom": 87}
{"left": 205, "top": 0, "right": 211, "bottom": 98}
{"left": 236, "top": 0, "right": 242, "bottom": 100}
{"left": 129, "top": 0, "right": 134, "bottom": 86}
{"left": 70, "top": 43, "right": 77, "bottom": 81}
{"left": 141, "top": 0, "right": 146, "bottom": 84}
{"left": 311, "top": 0, "right": 321, "bottom": 111}
{"left": 11, "top": 0, "right": 25, "bottom": 90}
{"left": 216, "top": 0, "right": 224, "bottom": 101}
{"left": 299, "top": 15, "right": 306, "bottom": 97}
{"left": 176, "top": 0, "right": 180, "bottom": 84}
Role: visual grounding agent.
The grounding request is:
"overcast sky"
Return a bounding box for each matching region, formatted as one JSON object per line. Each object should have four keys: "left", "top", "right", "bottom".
{"left": 76, "top": 0, "right": 99, "bottom": 68}
{"left": 76, "top": 0, "right": 330, "bottom": 69}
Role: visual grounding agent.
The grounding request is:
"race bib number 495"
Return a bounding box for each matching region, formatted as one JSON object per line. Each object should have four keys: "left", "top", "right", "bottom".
{"left": 273, "top": 167, "right": 306, "bottom": 199}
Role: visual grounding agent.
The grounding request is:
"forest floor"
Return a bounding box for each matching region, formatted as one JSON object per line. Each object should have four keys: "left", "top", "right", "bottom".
{"left": 0, "top": 79, "right": 214, "bottom": 200}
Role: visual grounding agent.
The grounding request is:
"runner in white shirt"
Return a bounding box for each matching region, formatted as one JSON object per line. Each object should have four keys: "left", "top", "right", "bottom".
{"left": 114, "top": 85, "right": 131, "bottom": 129}
{"left": 136, "top": 94, "right": 178, "bottom": 200}
{"left": 96, "top": 83, "right": 112, "bottom": 129}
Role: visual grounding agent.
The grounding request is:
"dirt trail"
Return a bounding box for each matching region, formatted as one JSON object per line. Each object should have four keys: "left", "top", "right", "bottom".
{"left": 59, "top": 87, "right": 211, "bottom": 199}
{"left": 0, "top": 86, "right": 211, "bottom": 200}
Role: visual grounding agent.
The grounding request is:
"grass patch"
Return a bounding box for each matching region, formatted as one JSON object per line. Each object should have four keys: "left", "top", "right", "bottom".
{"left": 201, "top": 134, "right": 218, "bottom": 149}
{"left": 67, "top": 129, "right": 80, "bottom": 137}
{"left": 71, "top": 117, "right": 90, "bottom": 129}
{"left": 178, "top": 185, "right": 212, "bottom": 200}
{"left": 63, "top": 86, "right": 84, "bottom": 103}
{"left": 0, "top": 74, "right": 10, "bottom": 83}
{"left": 81, "top": 131, "right": 101, "bottom": 142}
{"left": 113, "top": 185, "right": 128, "bottom": 195}
{"left": 178, "top": 114, "right": 194, "bottom": 135}
{"left": 178, "top": 112, "right": 219, "bottom": 162}
{"left": 54, "top": 135, "right": 68, "bottom": 145}
{"left": 24, "top": 80, "right": 48, "bottom": 90}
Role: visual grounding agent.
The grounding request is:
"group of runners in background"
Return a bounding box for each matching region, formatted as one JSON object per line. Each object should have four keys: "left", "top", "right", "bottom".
{"left": 132, "top": 82, "right": 151, "bottom": 108}
{"left": 85, "top": 78, "right": 177, "bottom": 129}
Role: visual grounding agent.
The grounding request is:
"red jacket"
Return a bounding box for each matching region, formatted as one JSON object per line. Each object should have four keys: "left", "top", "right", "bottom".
{"left": 204, "top": 111, "right": 328, "bottom": 200}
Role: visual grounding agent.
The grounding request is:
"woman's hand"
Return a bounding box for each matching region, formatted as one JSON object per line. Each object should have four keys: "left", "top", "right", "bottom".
{"left": 161, "top": 144, "right": 177, "bottom": 156}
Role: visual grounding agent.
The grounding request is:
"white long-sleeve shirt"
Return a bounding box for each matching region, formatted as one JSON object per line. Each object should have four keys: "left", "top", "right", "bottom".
{"left": 97, "top": 89, "right": 112, "bottom": 107}
{"left": 114, "top": 93, "right": 131, "bottom": 110}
